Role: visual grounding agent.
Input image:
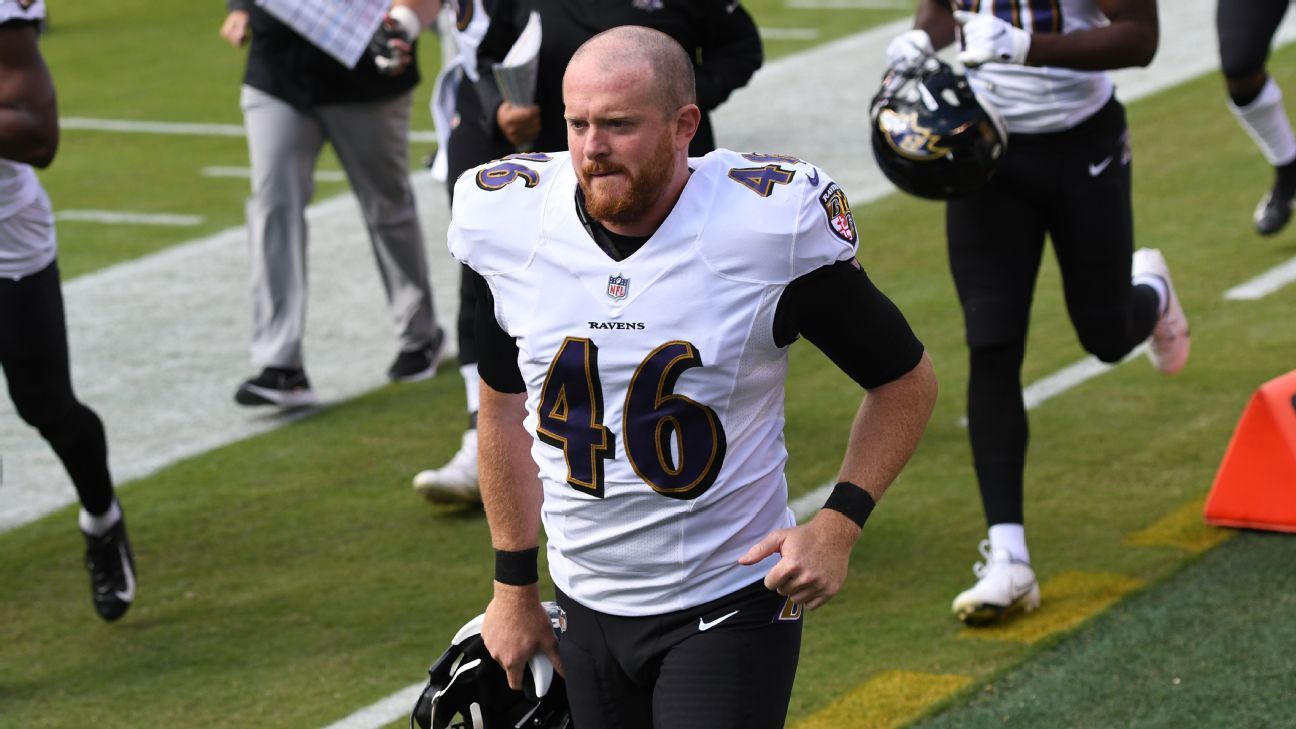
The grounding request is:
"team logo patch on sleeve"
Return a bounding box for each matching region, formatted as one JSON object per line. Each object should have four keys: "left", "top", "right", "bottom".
{"left": 819, "top": 182, "right": 857, "bottom": 243}
{"left": 607, "top": 274, "right": 630, "bottom": 301}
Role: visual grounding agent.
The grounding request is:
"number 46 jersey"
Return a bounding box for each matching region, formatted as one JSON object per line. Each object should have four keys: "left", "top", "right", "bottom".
{"left": 450, "top": 149, "right": 860, "bottom": 616}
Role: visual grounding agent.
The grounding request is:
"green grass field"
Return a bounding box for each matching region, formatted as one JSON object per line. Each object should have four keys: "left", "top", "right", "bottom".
{"left": 4, "top": 2, "right": 1296, "bottom": 727}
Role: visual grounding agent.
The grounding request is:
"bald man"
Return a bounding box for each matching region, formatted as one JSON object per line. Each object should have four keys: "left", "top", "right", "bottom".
{"left": 453, "top": 27, "right": 936, "bottom": 728}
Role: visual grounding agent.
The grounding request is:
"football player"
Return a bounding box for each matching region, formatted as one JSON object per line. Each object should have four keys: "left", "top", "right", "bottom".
{"left": 413, "top": 0, "right": 765, "bottom": 504}
{"left": 412, "top": 0, "right": 511, "bottom": 505}
{"left": 886, "top": 0, "right": 1189, "bottom": 625}
{"left": 0, "top": 0, "right": 136, "bottom": 622}
{"left": 1217, "top": 0, "right": 1296, "bottom": 235}
{"left": 455, "top": 26, "right": 937, "bottom": 729}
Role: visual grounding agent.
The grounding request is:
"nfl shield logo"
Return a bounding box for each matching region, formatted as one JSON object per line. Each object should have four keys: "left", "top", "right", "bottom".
{"left": 607, "top": 274, "right": 630, "bottom": 301}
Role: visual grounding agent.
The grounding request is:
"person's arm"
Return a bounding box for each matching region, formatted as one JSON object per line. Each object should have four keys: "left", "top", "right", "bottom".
{"left": 740, "top": 355, "right": 936, "bottom": 610}
{"left": 473, "top": 0, "right": 539, "bottom": 147}
{"left": 470, "top": 273, "right": 562, "bottom": 690}
{"left": 694, "top": 1, "right": 764, "bottom": 112}
{"left": 912, "top": 0, "right": 957, "bottom": 49}
{"left": 220, "top": 0, "right": 251, "bottom": 48}
{"left": 478, "top": 383, "right": 562, "bottom": 690}
{"left": 954, "top": 0, "right": 1157, "bottom": 70}
{"left": 1023, "top": 0, "right": 1156, "bottom": 69}
{"left": 0, "top": 22, "right": 57, "bottom": 168}
{"left": 740, "top": 259, "right": 937, "bottom": 610}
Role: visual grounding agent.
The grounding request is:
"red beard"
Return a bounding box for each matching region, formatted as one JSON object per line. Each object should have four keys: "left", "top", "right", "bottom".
{"left": 578, "top": 135, "right": 675, "bottom": 226}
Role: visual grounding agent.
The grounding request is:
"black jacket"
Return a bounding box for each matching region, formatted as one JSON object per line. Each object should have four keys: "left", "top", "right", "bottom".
{"left": 228, "top": 0, "right": 420, "bottom": 109}
{"left": 474, "top": 0, "right": 763, "bottom": 155}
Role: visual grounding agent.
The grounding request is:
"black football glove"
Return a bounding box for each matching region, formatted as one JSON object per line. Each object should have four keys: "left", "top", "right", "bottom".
{"left": 369, "top": 5, "right": 421, "bottom": 75}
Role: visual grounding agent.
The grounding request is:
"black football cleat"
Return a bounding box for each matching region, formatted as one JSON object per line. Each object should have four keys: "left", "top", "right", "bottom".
{"left": 1255, "top": 163, "right": 1296, "bottom": 236}
{"left": 234, "top": 366, "right": 317, "bottom": 407}
{"left": 387, "top": 327, "right": 445, "bottom": 383}
{"left": 84, "top": 518, "right": 137, "bottom": 622}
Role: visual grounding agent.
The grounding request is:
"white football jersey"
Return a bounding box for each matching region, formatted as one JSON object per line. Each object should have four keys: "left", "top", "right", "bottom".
{"left": 428, "top": 0, "right": 492, "bottom": 180}
{"left": 0, "top": 0, "right": 55, "bottom": 279}
{"left": 451, "top": 150, "right": 860, "bottom": 616}
{"left": 444, "top": 0, "right": 491, "bottom": 84}
{"left": 955, "top": 0, "right": 1114, "bottom": 134}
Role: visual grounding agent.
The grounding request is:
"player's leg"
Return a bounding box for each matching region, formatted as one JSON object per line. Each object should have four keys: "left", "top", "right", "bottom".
{"left": 651, "top": 584, "right": 802, "bottom": 729}
{"left": 555, "top": 590, "right": 654, "bottom": 729}
{"left": 321, "top": 91, "right": 443, "bottom": 382}
{"left": 946, "top": 147, "right": 1046, "bottom": 625}
{"left": 0, "top": 255, "right": 134, "bottom": 622}
{"left": 236, "top": 85, "right": 325, "bottom": 407}
{"left": 1047, "top": 99, "right": 1181, "bottom": 374}
{"left": 1218, "top": 0, "right": 1296, "bottom": 234}
{"left": 412, "top": 266, "right": 484, "bottom": 503}
{"left": 414, "top": 84, "right": 511, "bottom": 503}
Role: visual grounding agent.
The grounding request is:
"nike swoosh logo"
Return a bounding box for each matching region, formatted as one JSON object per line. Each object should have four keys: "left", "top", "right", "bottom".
{"left": 115, "top": 543, "right": 136, "bottom": 603}
{"left": 806, "top": 168, "right": 820, "bottom": 187}
{"left": 1088, "top": 156, "right": 1113, "bottom": 177}
{"left": 698, "top": 609, "right": 739, "bottom": 631}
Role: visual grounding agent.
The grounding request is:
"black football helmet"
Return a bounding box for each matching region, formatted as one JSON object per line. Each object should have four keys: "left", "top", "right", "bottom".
{"left": 869, "top": 57, "right": 1007, "bottom": 200}
{"left": 411, "top": 603, "right": 571, "bottom": 729}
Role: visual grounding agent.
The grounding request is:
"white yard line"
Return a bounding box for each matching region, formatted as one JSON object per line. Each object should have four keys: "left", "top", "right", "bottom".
{"left": 202, "top": 165, "right": 348, "bottom": 183}
{"left": 61, "top": 116, "right": 439, "bottom": 143}
{"left": 1224, "top": 256, "right": 1296, "bottom": 300}
{"left": 319, "top": 683, "right": 426, "bottom": 729}
{"left": 319, "top": 3, "right": 1296, "bottom": 727}
{"left": 54, "top": 210, "right": 205, "bottom": 226}
{"left": 62, "top": 117, "right": 247, "bottom": 137}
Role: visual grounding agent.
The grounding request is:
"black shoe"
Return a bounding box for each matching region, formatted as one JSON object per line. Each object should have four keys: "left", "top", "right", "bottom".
{"left": 234, "top": 366, "right": 318, "bottom": 407}
{"left": 1255, "top": 163, "right": 1296, "bottom": 235}
{"left": 84, "top": 518, "right": 136, "bottom": 622}
{"left": 388, "top": 328, "right": 445, "bottom": 382}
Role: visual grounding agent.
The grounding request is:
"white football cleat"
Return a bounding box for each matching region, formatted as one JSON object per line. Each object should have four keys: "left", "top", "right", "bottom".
{"left": 952, "top": 540, "right": 1040, "bottom": 626}
{"left": 413, "top": 429, "right": 481, "bottom": 505}
{"left": 1132, "top": 248, "right": 1190, "bottom": 375}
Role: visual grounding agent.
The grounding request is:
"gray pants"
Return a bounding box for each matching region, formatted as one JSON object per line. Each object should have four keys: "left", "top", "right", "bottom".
{"left": 240, "top": 85, "right": 437, "bottom": 369}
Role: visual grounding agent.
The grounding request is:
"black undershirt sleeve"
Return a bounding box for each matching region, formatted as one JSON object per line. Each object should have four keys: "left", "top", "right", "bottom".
{"left": 773, "top": 260, "right": 925, "bottom": 390}
{"left": 695, "top": 3, "right": 764, "bottom": 112}
{"left": 471, "top": 269, "right": 526, "bottom": 394}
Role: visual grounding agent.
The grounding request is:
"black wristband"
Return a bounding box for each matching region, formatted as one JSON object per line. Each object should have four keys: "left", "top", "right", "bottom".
{"left": 822, "top": 481, "right": 876, "bottom": 529}
{"left": 494, "top": 547, "right": 540, "bottom": 586}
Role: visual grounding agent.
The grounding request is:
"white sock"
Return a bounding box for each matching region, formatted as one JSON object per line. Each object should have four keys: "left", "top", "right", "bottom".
{"left": 988, "top": 523, "right": 1030, "bottom": 564}
{"left": 461, "top": 364, "right": 481, "bottom": 413}
{"left": 1229, "top": 77, "right": 1296, "bottom": 166}
{"left": 79, "top": 499, "right": 122, "bottom": 537}
{"left": 1132, "top": 273, "right": 1168, "bottom": 316}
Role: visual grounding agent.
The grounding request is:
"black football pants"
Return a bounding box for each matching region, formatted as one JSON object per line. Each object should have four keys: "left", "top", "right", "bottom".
{"left": 1217, "top": 0, "right": 1290, "bottom": 81}
{"left": 445, "top": 78, "right": 511, "bottom": 368}
{"left": 556, "top": 580, "right": 802, "bottom": 729}
{"left": 945, "top": 97, "right": 1160, "bottom": 527}
{"left": 0, "top": 260, "right": 115, "bottom": 516}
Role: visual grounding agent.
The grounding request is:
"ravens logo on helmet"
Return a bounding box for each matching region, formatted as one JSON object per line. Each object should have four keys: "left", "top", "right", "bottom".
{"left": 869, "top": 58, "right": 1007, "bottom": 200}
